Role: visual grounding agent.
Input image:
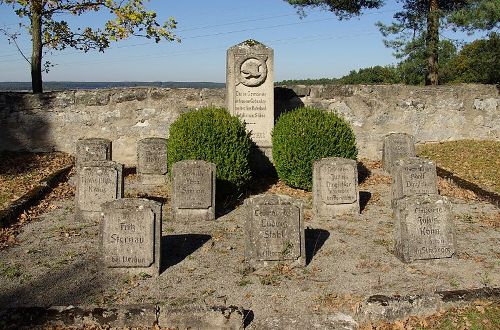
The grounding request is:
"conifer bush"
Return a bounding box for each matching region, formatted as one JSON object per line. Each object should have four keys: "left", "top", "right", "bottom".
{"left": 272, "top": 107, "right": 357, "bottom": 191}
{"left": 167, "top": 107, "right": 252, "bottom": 196}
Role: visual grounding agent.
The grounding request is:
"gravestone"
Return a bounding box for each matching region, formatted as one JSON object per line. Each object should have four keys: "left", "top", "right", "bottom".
{"left": 172, "top": 160, "right": 216, "bottom": 221}
{"left": 101, "top": 198, "right": 162, "bottom": 275}
{"left": 245, "top": 194, "right": 305, "bottom": 268}
{"left": 313, "top": 157, "right": 359, "bottom": 217}
{"left": 392, "top": 157, "right": 438, "bottom": 207}
{"left": 76, "top": 160, "right": 124, "bottom": 220}
{"left": 76, "top": 138, "right": 112, "bottom": 167}
{"left": 227, "top": 40, "right": 274, "bottom": 173}
{"left": 382, "top": 133, "right": 416, "bottom": 175}
{"left": 137, "top": 137, "right": 168, "bottom": 185}
{"left": 394, "top": 194, "right": 456, "bottom": 263}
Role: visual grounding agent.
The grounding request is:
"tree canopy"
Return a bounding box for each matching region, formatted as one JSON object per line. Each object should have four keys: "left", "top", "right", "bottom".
{"left": 0, "top": 0, "right": 178, "bottom": 93}
{"left": 283, "top": 0, "right": 383, "bottom": 18}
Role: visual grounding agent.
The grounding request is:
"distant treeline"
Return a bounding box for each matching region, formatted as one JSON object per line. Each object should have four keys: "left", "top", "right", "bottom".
{"left": 0, "top": 81, "right": 225, "bottom": 92}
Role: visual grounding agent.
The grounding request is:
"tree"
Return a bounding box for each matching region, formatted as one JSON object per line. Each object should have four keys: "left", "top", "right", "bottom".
{"left": 0, "top": 1, "right": 178, "bottom": 93}
{"left": 378, "top": 0, "right": 499, "bottom": 85}
{"left": 283, "top": 0, "right": 384, "bottom": 18}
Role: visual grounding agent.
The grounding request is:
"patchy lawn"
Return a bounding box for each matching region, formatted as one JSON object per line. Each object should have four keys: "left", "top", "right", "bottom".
{"left": 417, "top": 140, "right": 500, "bottom": 193}
{"left": 0, "top": 151, "right": 74, "bottom": 210}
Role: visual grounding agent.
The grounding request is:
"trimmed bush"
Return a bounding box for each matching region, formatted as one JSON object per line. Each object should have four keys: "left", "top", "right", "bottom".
{"left": 272, "top": 107, "right": 357, "bottom": 191}
{"left": 167, "top": 107, "right": 252, "bottom": 196}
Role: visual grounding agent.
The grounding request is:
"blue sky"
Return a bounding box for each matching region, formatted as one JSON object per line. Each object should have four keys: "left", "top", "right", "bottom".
{"left": 0, "top": 0, "right": 483, "bottom": 82}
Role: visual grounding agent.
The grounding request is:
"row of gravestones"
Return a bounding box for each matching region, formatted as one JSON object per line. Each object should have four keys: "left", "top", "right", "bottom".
{"left": 74, "top": 132, "right": 455, "bottom": 276}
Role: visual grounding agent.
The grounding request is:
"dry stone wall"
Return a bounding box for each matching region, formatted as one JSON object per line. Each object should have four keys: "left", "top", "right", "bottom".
{"left": 0, "top": 84, "right": 497, "bottom": 164}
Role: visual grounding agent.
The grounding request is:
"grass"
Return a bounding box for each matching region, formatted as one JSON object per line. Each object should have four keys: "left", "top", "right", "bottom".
{"left": 417, "top": 140, "right": 500, "bottom": 193}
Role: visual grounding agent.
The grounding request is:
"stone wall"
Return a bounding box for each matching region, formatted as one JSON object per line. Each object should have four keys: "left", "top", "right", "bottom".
{"left": 0, "top": 84, "right": 497, "bottom": 165}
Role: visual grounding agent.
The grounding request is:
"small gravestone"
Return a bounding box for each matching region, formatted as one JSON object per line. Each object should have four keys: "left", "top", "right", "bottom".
{"left": 392, "top": 157, "right": 438, "bottom": 207}
{"left": 172, "top": 160, "right": 216, "bottom": 221}
{"left": 76, "top": 160, "right": 123, "bottom": 220}
{"left": 382, "top": 133, "right": 416, "bottom": 175}
{"left": 245, "top": 194, "right": 305, "bottom": 267}
{"left": 394, "top": 194, "right": 456, "bottom": 263}
{"left": 76, "top": 138, "right": 112, "bottom": 167}
{"left": 313, "top": 157, "right": 359, "bottom": 217}
{"left": 101, "top": 198, "right": 162, "bottom": 275}
{"left": 137, "top": 137, "right": 168, "bottom": 185}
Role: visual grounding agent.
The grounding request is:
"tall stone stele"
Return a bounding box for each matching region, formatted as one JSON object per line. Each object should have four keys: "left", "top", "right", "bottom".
{"left": 382, "top": 133, "right": 416, "bottom": 175}
{"left": 227, "top": 40, "right": 274, "bottom": 170}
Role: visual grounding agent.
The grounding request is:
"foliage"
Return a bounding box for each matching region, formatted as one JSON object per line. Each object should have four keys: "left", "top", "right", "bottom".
{"left": 0, "top": 0, "right": 178, "bottom": 93}
{"left": 167, "top": 107, "right": 252, "bottom": 197}
{"left": 272, "top": 107, "right": 357, "bottom": 191}
{"left": 283, "top": 0, "right": 383, "bottom": 18}
{"left": 337, "top": 65, "right": 401, "bottom": 84}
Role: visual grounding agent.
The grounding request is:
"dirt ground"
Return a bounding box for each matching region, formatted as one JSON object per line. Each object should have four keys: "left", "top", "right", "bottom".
{"left": 0, "top": 161, "right": 498, "bottom": 329}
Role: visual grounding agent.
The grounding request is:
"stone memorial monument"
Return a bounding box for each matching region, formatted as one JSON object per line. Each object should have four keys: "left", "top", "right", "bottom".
{"left": 172, "top": 160, "right": 216, "bottom": 221}
{"left": 394, "top": 194, "right": 456, "bottom": 263}
{"left": 313, "top": 157, "right": 359, "bottom": 217}
{"left": 245, "top": 194, "right": 305, "bottom": 267}
{"left": 382, "top": 133, "right": 416, "bottom": 175}
{"left": 392, "top": 157, "right": 438, "bottom": 207}
{"left": 101, "top": 198, "right": 162, "bottom": 275}
{"left": 137, "top": 137, "right": 168, "bottom": 185}
{"left": 76, "top": 138, "right": 112, "bottom": 167}
{"left": 76, "top": 160, "right": 124, "bottom": 220}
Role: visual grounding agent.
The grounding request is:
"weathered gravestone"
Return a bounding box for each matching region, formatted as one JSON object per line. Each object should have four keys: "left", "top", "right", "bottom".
{"left": 76, "top": 138, "right": 112, "bottom": 167}
{"left": 391, "top": 157, "right": 438, "bottom": 207}
{"left": 227, "top": 40, "right": 274, "bottom": 172}
{"left": 313, "top": 157, "right": 359, "bottom": 217}
{"left": 101, "top": 198, "right": 162, "bottom": 275}
{"left": 382, "top": 133, "right": 416, "bottom": 175}
{"left": 76, "top": 160, "right": 123, "bottom": 220}
{"left": 245, "top": 194, "right": 305, "bottom": 268}
{"left": 172, "top": 160, "right": 216, "bottom": 221}
{"left": 394, "top": 194, "right": 456, "bottom": 263}
{"left": 137, "top": 137, "right": 168, "bottom": 185}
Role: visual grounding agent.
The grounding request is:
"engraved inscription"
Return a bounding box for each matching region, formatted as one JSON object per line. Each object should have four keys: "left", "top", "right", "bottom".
{"left": 138, "top": 141, "right": 167, "bottom": 174}
{"left": 78, "top": 167, "right": 118, "bottom": 211}
{"left": 175, "top": 165, "right": 212, "bottom": 209}
{"left": 320, "top": 164, "right": 357, "bottom": 204}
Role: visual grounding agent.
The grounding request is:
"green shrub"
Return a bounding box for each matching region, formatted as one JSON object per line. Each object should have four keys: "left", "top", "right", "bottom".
{"left": 167, "top": 107, "right": 252, "bottom": 196}
{"left": 272, "top": 107, "right": 357, "bottom": 191}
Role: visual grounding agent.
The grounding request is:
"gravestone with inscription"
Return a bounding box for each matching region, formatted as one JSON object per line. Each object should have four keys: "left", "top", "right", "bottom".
{"left": 313, "top": 157, "right": 359, "bottom": 217}
{"left": 245, "top": 194, "right": 305, "bottom": 268}
{"left": 382, "top": 133, "right": 416, "bottom": 175}
{"left": 76, "top": 138, "right": 112, "bottom": 167}
{"left": 172, "top": 160, "right": 216, "bottom": 221}
{"left": 392, "top": 157, "right": 438, "bottom": 207}
{"left": 101, "top": 198, "right": 162, "bottom": 275}
{"left": 76, "top": 160, "right": 124, "bottom": 220}
{"left": 137, "top": 137, "right": 168, "bottom": 185}
{"left": 227, "top": 40, "right": 274, "bottom": 172}
{"left": 394, "top": 194, "right": 456, "bottom": 263}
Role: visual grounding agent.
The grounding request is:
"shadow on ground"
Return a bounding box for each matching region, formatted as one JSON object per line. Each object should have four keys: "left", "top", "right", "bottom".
{"left": 305, "top": 228, "right": 330, "bottom": 265}
{"left": 161, "top": 234, "right": 212, "bottom": 272}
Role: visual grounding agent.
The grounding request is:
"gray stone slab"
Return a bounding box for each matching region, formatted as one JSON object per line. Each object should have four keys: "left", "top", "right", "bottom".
{"left": 75, "top": 160, "right": 123, "bottom": 219}
{"left": 382, "top": 133, "right": 416, "bottom": 174}
{"left": 226, "top": 40, "right": 274, "bottom": 147}
{"left": 313, "top": 157, "right": 359, "bottom": 217}
{"left": 394, "top": 194, "right": 456, "bottom": 263}
{"left": 76, "top": 138, "right": 112, "bottom": 167}
{"left": 391, "top": 157, "right": 438, "bottom": 207}
{"left": 172, "top": 160, "right": 216, "bottom": 221}
{"left": 137, "top": 137, "right": 168, "bottom": 185}
{"left": 245, "top": 194, "right": 305, "bottom": 268}
{"left": 101, "top": 198, "right": 162, "bottom": 275}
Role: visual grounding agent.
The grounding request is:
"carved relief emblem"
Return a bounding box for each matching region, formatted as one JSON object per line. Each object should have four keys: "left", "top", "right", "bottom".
{"left": 237, "top": 56, "right": 267, "bottom": 87}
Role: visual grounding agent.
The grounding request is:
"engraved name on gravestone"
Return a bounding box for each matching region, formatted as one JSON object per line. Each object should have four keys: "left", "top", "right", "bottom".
{"left": 392, "top": 157, "right": 438, "bottom": 207}
{"left": 137, "top": 137, "right": 168, "bottom": 185}
{"left": 101, "top": 198, "right": 162, "bottom": 275}
{"left": 76, "top": 138, "right": 112, "bottom": 167}
{"left": 382, "top": 133, "right": 416, "bottom": 175}
{"left": 394, "top": 194, "right": 456, "bottom": 263}
{"left": 172, "top": 160, "right": 216, "bottom": 221}
{"left": 245, "top": 194, "right": 305, "bottom": 267}
{"left": 76, "top": 160, "right": 123, "bottom": 218}
{"left": 313, "top": 157, "right": 359, "bottom": 217}
{"left": 227, "top": 40, "right": 274, "bottom": 147}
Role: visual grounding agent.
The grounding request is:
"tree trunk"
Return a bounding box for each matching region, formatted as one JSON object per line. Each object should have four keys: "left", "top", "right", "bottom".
{"left": 425, "top": 0, "right": 440, "bottom": 85}
{"left": 31, "top": 0, "right": 43, "bottom": 93}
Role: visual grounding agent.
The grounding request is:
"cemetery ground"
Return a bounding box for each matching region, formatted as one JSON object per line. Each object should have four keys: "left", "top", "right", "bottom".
{"left": 0, "top": 145, "right": 499, "bottom": 329}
